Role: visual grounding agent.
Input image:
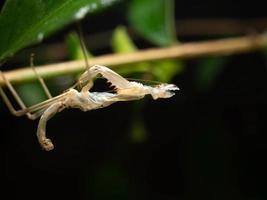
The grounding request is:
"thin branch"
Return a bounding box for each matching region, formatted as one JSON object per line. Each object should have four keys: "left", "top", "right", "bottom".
{"left": 12, "top": 18, "right": 267, "bottom": 63}
{"left": 1, "top": 34, "right": 267, "bottom": 86}
{"left": 176, "top": 18, "right": 267, "bottom": 36}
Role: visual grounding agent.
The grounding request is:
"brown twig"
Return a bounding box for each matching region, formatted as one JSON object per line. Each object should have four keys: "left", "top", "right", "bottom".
{"left": 1, "top": 34, "right": 267, "bottom": 86}
{"left": 176, "top": 18, "right": 267, "bottom": 36}
{"left": 12, "top": 18, "right": 267, "bottom": 63}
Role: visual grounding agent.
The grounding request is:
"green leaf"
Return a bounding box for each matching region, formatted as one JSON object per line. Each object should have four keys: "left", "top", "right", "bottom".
{"left": 152, "top": 59, "right": 184, "bottom": 82}
{"left": 65, "top": 31, "right": 93, "bottom": 60}
{"left": 111, "top": 26, "right": 150, "bottom": 76}
{"left": 0, "top": 0, "right": 119, "bottom": 62}
{"left": 111, "top": 26, "right": 183, "bottom": 82}
{"left": 129, "top": 101, "right": 147, "bottom": 143}
{"left": 111, "top": 26, "right": 137, "bottom": 53}
{"left": 128, "top": 0, "right": 176, "bottom": 46}
{"left": 89, "top": 162, "right": 131, "bottom": 199}
{"left": 195, "top": 57, "right": 227, "bottom": 92}
{"left": 130, "top": 117, "right": 147, "bottom": 143}
{"left": 127, "top": 0, "right": 181, "bottom": 81}
{"left": 16, "top": 82, "right": 48, "bottom": 107}
{"left": 263, "top": 34, "right": 267, "bottom": 68}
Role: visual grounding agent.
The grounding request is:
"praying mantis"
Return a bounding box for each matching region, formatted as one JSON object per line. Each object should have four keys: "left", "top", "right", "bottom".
{"left": 0, "top": 38, "right": 179, "bottom": 152}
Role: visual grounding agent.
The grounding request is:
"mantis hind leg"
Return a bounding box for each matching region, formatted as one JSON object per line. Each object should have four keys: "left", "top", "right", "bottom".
{"left": 0, "top": 71, "right": 37, "bottom": 119}
{"left": 0, "top": 66, "right": 52, "bottom": 120}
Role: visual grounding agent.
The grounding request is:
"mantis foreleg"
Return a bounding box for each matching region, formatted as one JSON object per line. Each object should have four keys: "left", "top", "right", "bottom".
{"left": 37, "top": 102, "right": 63, "bottom": 151}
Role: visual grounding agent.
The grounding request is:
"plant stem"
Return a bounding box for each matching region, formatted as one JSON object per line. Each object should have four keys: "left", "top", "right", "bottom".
{"left": 1, "top": 34, "right": 267, "bottom": 86}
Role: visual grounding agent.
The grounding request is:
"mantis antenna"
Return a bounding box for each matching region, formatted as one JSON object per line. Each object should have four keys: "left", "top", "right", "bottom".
{"left": 77, "top": 23, "right": 90, "bottom": 71}
{"left": 76, "top": 22, "right": 95, "bottom": 92}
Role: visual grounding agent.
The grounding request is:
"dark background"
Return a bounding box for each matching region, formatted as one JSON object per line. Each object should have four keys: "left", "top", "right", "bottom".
{"left": 1, "top": 0, "right": 267, "bottom": 199}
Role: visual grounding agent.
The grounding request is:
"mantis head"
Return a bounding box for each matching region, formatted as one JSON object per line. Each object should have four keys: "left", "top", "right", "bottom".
{"left": 150, "top": 83, "right": 179, "bottom": 99}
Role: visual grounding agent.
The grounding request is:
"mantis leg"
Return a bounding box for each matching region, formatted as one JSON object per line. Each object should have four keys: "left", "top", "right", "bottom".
{"left": 89, "top": 65, "right": 132, "bottom": 89}
{"left": 0, "top": 71, "right": 38, "bottom": 119}
{"left": 30, "top": 55, "right": 52, "bottom": 99}
{"left": 37, "top": 102, "right": 63, "bottom": 151}
{"left": 0, "top": 86, "right": 26, "bottom": 116}
{"left": 0, "top": 86, "right": 45, "bottom": 119}
{"left": 107, "top": 94, "right": 144, "bottom": 102}
{"left": 0, "top": 55, "right": 54, "bottom": 117}
{"left": 81, "top": 77, "right": 93, "bottom": 93}
{"left": 78, "top": 65, "right": 131, "bottom": 93}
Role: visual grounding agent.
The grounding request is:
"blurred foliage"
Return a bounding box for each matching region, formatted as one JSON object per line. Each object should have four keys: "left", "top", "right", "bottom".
{"left": 129, "top": 101, "right": 147, "bottom": 143}
{"left": 65, "top": 31, "right": 93, "bottom": 60}
{"left": 15, "top": 82, "right": 48, "bottom": 107}
{"left": 128, "top": 0, "right": 183, "bottom": 83}
{"left": 110, "top": 25, "right": 183, "bottom": 143}
{"left": 111, "top": 26, "right": 151, "bottom": 76}
{"left": 111, "top": 26, "right": 137, "bottom": 53}
{"left": 111, "top": 26, "right": 183, "bottom": 82}
{"left": 151, "top": 59, "right": 183, "bottom": 83}
{"left": 0, "top": 0, "right": 119, "bottom": 62}
{"left": 263, "top": 35, "right": 267, "bottom": 68}
{"left": 195, "top": 57, "right": 227, "bottom": 92}
{"left": 111, "top": 26, "right": 149, "bottom": 143}
{"left": 88, "top": 162, "right": 133, "bottom": 199}
{"left": 128, "top": 0, "right": 176, "bottom": 46}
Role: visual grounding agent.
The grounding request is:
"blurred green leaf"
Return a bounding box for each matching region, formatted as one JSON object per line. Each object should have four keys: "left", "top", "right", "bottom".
{"left": 130, "top": 118, "right": 147, "bottom": 142}
{"left": 0, "top": 0, "right": 119, "bottom": 62}
{"left": 65, "top": 31, "right": 93, "bottom": 60}
{"left": 130, "top": 101, "right": 147, "bottom": 143}
{"left": 16, "top": 82, "right": 48, "bottom": 107}
{"left": 195, "top": 57, "right": 227, "bottom": 91}
{"left": 111, "top": 26, "right": 137, "bottom": 53}
{"left": 111, "top": 26, "right": 182, "bottom": 144}
{"left": 111, "top": 26, "right": 150, "bottom": 75}
{"left": 263, "top": 35, "right": 267, "bottom": 68}
{"left": 111, "top": 25, "right": 183, "bottom": 82}
{"left": 65, "top": 31, "right": 94, "bottom": 84}
{"left": 89, "top": 162, "right": 131, "bottom": 199}
{"left": 111, "top": 27, "right": 149, "bottom": 144}
{"left": 128, "top": 0, "right": 182, "bottom": 82}
{"left": 152, "top": 59, "right": 184, "bottom": 82}
{"left": 128, "top": 0, "right": 176, "bottom": 46}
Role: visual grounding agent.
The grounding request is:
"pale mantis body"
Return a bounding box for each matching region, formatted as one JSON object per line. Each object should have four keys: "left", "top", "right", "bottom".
{"left": 0, "top": 65, "right": 178, "bottom": 151}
